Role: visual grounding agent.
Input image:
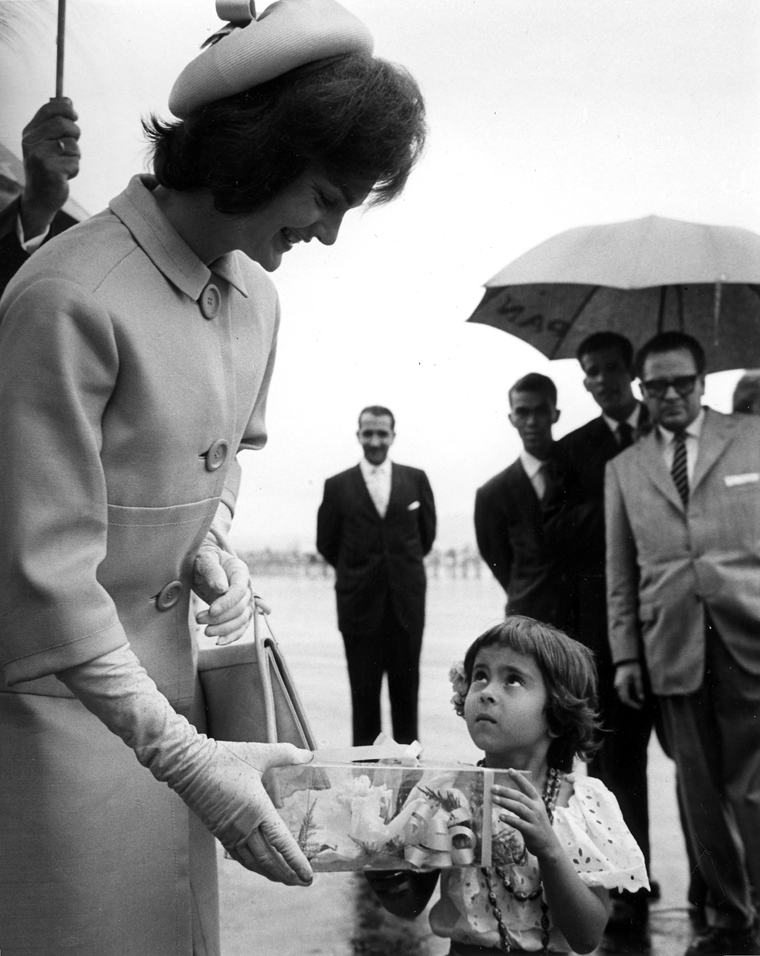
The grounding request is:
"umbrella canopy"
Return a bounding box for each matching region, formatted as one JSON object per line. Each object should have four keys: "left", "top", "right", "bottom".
{"left": 467, "top": 215, "right": 760, "bottom": 373}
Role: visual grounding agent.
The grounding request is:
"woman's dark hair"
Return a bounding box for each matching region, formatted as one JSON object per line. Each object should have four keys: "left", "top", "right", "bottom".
{"left": 462, "top": 615, "right": 601, "bottom": 773}
{"left": 144, "top": 52, "right": 426, "bottom": 215}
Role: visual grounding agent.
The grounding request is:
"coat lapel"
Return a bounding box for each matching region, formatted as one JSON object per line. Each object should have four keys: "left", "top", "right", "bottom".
{"left": 351, "top": 464, "right": 381, "bottom": 520}
{"left": 514, "top": 459, "right": 540, "bottom": 504}
{"left": 386, "top": 462, "right": 401, "bottom": 521}
{"left": 691, "top": 409, "right": 734, "bottom": 497}
{"left": 634, "top": 430, "right": 684, "bottom": 511}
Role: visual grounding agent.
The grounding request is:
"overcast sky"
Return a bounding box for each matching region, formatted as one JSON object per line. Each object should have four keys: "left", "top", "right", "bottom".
{"left": 2, "top": 0, "right": 759, "bottom": 549}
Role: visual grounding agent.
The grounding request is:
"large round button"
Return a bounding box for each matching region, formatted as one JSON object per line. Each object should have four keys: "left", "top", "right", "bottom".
{"left": 200, "top": 283, "right": 221, "bottom": 320}
{"left": 205, "top": 439, "right": 229, "bottom": 472}
{"left": 156, "top": 580, "right": 183, "bottom": 611}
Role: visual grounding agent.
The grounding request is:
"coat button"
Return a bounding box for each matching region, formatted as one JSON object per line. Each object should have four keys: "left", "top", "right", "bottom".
{"left": 200, "top": 283, "right": 221, "bottom": 320}
{"left": 157, "top": 580, "right": 183, "bottom": 610}
{"left": 205, "top": 439, "right": 229, "bottom": 472}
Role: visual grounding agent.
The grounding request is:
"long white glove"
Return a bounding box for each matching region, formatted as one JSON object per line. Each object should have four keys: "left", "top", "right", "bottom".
{"left": 192, "top": 501, "right": 255, "bottom": 645}
{"left": 57, "top": 644, "right": 313, "bottom": 885}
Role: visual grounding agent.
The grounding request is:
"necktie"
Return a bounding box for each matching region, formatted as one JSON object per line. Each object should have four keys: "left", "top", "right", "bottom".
{"left": 617, "top": 421, "right": 634, "bottom": 450}
{"left": 671, "top": 431, "right": 689, "bottom": 506}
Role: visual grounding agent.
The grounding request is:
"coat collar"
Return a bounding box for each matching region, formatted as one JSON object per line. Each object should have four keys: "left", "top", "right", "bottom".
{"left": 109, "top": 175, "right": 250, "bottom": 301}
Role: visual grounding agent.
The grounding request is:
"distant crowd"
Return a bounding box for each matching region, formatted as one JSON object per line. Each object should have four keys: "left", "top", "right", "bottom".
{"left": 245, "top": 544, "right": 486, "bottom": 578}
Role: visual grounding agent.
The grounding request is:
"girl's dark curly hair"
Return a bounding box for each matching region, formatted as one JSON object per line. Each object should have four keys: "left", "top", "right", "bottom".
{"left": 143, "top": 52, "right": 426, "bottom": 215}
{"left": 462, "top": 615, "right": 601, "bottom": 773}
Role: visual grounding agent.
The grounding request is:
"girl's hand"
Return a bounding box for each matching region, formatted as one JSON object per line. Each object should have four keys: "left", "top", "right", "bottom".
{"left": 492, "top": 769, "right": 560, "bottom": 860}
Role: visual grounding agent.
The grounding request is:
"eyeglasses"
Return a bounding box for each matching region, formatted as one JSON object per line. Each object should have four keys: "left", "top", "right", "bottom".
{"left": 641, "top": 375, "right": 699, "bottom": 399}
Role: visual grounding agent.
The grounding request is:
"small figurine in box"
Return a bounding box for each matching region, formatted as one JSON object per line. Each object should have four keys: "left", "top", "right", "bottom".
{"left": 366, "top": 616, "right": 649, "bottom": 956}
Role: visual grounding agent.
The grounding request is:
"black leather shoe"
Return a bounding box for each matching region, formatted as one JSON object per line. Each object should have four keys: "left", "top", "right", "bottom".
{"left": 685, "top": 924, "right": 759, "bottom": 956}
{"left": 687, "top": 903, "right": 707, "bottom": 931}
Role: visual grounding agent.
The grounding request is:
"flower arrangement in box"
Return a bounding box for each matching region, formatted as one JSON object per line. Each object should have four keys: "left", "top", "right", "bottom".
{"left": 266, "top": 762, "right": 527, "bottom": 872}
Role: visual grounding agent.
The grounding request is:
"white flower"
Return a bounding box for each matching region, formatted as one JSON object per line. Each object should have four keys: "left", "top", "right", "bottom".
{"left": 448, "top": 661, "right": 468, "bottom": 717}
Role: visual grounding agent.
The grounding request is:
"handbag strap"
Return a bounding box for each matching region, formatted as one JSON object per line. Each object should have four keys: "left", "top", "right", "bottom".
{"left": 210, "top": 523, "right": 316, "bottom": 747}
{"left": 253, "top": 599, "right": 278, "bottom": 744}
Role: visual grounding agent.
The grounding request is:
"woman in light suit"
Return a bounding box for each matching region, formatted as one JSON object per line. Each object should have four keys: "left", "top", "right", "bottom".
{"left": 0, "top": 3, "right": 426, "bottom": 954}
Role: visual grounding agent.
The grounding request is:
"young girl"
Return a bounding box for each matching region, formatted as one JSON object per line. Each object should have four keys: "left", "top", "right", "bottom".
{"left": 367, "top": 615, "right": 649, "bottom": 955}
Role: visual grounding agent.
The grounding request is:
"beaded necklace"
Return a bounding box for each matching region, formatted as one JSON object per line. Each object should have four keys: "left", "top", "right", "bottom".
{"left": 479, "top": 765, "right": 563, "bottom": 955}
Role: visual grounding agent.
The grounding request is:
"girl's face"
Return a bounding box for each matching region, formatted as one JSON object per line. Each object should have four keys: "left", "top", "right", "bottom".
{"left": 217, "top": 165, "right": 374, "bottom": 272}
{"left": 464, "top": 644, "right": 552, "bottom": 770}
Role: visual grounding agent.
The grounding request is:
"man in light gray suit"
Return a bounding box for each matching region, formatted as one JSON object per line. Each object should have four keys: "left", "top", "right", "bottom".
{"left": 606, "top": 331, "right": 760, "bottom": 956}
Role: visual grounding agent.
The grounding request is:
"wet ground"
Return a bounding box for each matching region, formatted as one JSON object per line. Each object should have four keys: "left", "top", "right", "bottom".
{"left": 218, "top": 573, "right": 696, "bottom": 956}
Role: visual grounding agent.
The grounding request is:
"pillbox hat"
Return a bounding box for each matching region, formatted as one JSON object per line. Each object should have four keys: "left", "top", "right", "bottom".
{"left": 169, "top": 0, "right": 374, "bottom": 118}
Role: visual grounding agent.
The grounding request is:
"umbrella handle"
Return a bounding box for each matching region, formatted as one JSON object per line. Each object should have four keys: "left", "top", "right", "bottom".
{"left": 55, "top": 0, "right": 66, "bottom": 98}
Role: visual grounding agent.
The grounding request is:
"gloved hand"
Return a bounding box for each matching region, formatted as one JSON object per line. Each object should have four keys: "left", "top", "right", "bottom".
{"left": 193, "top": 501, "right": 254, "bottom": 645}
{"left": 58, "top": 644, "right": 313, "bottom": 885}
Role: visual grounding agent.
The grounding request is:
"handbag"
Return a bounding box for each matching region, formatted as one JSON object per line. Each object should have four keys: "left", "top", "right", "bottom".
{"left": 197, "top": 599, "right": 317, "bottom": 750}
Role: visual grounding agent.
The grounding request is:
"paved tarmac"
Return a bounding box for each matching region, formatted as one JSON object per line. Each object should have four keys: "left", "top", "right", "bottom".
{"left": 217, "top": 573, "right": 697, "bottom": 956}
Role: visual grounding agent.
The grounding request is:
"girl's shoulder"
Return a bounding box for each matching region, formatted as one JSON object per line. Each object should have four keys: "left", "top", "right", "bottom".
{"left": 553, "top": 772, "right": 649, "bottom": 893}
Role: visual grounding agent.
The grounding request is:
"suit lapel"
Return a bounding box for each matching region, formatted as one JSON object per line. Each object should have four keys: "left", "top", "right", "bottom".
{"left": 691, "top": 409, "right": 734, "bottom": 497}
{"left": 634, "top": 431, "right": 684, "bottom": 511}
{"left": 594, "top": 417, "right": 619, "bottom": 460}
{"left": 351, "top": 464, "right": 381, "bottom": 520}
{"left": 385, "top": 463, "right": 399, "bottom": 520}
{"left": 514, "top": 459, "right": 540, "bottom": 504}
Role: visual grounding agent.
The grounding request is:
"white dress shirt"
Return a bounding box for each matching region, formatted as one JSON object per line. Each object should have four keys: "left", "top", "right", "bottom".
{"left": 520, "top": 449, "right": 550, "bottom": 500}
{"left": 657, "top": 408, "right": 705, "bottom": 484}
{"left": 360, "top": 456, "right": 392, "bottom": 518}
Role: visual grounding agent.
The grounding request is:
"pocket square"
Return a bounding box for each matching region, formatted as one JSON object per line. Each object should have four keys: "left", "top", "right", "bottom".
{"left": 724, "top": 473, "right": 760, "bottom": 487}
{"left": 407, "top": 500, "right": 421, "bottom": 511}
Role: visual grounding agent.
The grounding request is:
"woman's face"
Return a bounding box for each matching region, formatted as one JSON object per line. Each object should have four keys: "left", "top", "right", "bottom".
{"left": 217, "top": 166, "right": 374, "bottom": 271}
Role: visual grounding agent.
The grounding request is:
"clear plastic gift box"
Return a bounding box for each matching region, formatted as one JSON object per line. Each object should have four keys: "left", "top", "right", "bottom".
{"left": 264, "top": 759, "right": 529, "bottom": 872}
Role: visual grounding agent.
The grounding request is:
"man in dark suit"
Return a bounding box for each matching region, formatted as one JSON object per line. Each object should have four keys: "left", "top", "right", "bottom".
{"left": 475, "top": 372, "right": 584, "bottom": 627}
{"left": 0, "top": 98, "right": 80, "bottom": 297}
{"left": 317, "top": 406, "right": 436, "bottom": 746}
{"left": 556, "top": 332, "right": 657, "bottom": 936}
{"left": 607, "top": 332, "right": 760, "bottom": 956}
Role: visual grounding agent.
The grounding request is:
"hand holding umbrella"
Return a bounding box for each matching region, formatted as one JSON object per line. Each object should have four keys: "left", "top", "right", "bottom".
{"left": 19, "top": 95, "right": 80, "bottom": 241}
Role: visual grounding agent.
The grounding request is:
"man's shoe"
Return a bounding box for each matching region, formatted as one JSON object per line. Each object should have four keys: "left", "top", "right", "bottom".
{"left": 684, "top": 924, "right": 759, "bottom": 956}
{"left": 687, "top": 903, "right": 707, "bottom": 931}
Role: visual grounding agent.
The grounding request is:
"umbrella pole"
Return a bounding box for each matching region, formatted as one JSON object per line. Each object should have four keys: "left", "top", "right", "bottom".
{"left": 713, "top": 280, "right": 724, "bottom": 346}
{"left": 55, "top": 0, "right": 66, "bottom": 97}
{"left": 656, "top": 285, "right": 667, "bottom": 334}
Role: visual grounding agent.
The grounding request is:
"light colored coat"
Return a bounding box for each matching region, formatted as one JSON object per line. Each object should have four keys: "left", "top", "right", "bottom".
{"left": 605, "top": 408, "right": 760, "bottom": 696}
{"left": 0, "top": 176, "right": 279, "bottom": 955}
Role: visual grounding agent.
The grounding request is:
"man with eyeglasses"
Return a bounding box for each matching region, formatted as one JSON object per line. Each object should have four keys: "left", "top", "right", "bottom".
{"left": 606, "top": 331, "right": 760, "bottom": 956}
